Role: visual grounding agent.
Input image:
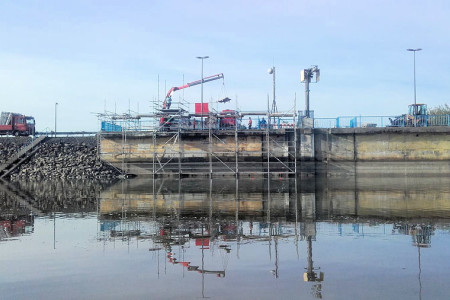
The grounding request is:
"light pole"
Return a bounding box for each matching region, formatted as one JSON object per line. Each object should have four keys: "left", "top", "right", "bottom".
{"left": 268, "top": 66, "right": 277, "bottom": 124}
{"left": 407, "top": 48, "right": 422, "bottom": 115}
{"left": 54, "top": 102, "right": 58, "bottom": 137}
{"left": 196, "top": 56, "right": 209, "bottom": 130}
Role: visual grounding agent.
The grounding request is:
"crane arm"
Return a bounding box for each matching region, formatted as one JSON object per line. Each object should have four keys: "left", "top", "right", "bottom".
{"left": 163, "top": 73, "right": 224, "bottom": 109}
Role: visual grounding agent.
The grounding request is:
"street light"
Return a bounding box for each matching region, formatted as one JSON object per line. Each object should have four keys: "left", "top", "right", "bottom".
{"left": 196, "top": 56, "right": 209, "bottom": 129}
{"left": 268, "top": 66, "right": 277, "bottom": 124}
{"left": 54, "top": 102, "right": 58, "bottom": 137}
{"left": 407, "top": 48, "right": 422, "bottom": 115}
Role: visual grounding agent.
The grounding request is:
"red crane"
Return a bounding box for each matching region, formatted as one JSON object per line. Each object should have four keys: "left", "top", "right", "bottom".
{"left": 162, "top": 73, "right": 224, "bottom": 109}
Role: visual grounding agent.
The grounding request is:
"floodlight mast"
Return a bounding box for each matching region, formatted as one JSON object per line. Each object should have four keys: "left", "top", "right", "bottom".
{"left": 300, "top": 66, "right": 320, "bottom": 118}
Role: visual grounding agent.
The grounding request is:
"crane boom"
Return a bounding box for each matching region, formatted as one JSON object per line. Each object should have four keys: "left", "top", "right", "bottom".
{"left": 163, "top": 73, "right": 224, "bottom": 109}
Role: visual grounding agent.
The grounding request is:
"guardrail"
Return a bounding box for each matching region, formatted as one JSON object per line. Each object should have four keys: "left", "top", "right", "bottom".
{"left": 99, "top": 114, "right": 450, "bottom": 132}
{"left": 314, "top": 114, "right": 450, "bottom": 128}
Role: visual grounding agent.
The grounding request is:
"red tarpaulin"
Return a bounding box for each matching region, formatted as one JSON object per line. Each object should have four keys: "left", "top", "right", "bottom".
{"left": 195, "top": 238, "right": 210, "bottom": 247}
{"left": 195, "top": 103, "right": 209, "bottom": 115}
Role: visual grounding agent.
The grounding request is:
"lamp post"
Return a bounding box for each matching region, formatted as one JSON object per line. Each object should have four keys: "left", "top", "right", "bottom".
{"left": 196, "top": 56, "right": 209, "bottom": 129}
{"left": 407, "top": 48, "right": 422, "bottom": 115}
{"left": 268, "top": 66, "right": 277, "bottom": 124}
{"left": 54, "top": 102, "right": 58, "bottom": 137}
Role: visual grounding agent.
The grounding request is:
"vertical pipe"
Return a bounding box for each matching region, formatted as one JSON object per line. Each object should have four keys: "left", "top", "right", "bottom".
{"left": 235, "top": 113, "right": 239, "bottom": 176}
{"left": 413, "top": 51, "right": 417, "bottom": 114}
{"left": 294, "top": 93, "right": 297, "bottom": 175}
{"left": 305, "top": 71, "right": 310, "bottom": 118}
{"left": 152, "top": 133, "right": 156, "bottom": 175}
{"left": 267, "top": 94, "right": 270, "bottom": 176}
{"left": 178, "top": 131, "right": 182, "bottom": 177}
{"left": 272, "top": 67, "right": 276, "bottom": 124}
{"left": 54, "top": 102, "right": 58, "bottom": 137}
{"left": 201, "top": 60, "right": 204, "bottom": 130}
{"left": 209, "top": 112, "right": 212, "bottom": 177}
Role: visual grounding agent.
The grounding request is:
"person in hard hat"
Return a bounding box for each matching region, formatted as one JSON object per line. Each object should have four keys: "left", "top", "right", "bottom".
{"left": 248, "top": 117, "right": 252, "bottom": 129}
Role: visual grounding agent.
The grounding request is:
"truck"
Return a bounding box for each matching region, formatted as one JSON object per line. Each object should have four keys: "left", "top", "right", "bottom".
{"left": 0, "top": 112, "right": 36, "bottom": 136}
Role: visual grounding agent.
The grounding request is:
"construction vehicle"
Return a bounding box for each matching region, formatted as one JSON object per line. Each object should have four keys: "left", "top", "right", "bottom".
{"left": 389, "top": 104, "right": 429, "bottom": 127}
{"left": 219, "top": 109, "right": 239, "bottom": 129}
{"left": 162, "top": 73, "right": 224, "bottom": 109}
{"left": 0, "top": 112, "right": 35, "bottom": 136}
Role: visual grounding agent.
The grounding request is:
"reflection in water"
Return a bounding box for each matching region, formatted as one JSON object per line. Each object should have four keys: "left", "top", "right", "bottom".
{"left": 96, "top": 175, "right": 449, "bottom": 299}
{"left": 1, "top": 175, "right": 450, "bottom": 300}
{"left": 0, "top": 178, "right": 115, "bottom": 245}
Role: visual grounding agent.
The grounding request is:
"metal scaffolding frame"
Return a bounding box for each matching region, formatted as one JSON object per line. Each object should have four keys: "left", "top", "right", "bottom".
{"left": 97, "top": 98, "right": 300, "bottom": 177}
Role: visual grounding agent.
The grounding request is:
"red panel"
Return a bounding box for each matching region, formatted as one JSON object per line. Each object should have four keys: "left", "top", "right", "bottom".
{"left": 195, "top": 238, "right": 210, "bottom": 247}
{"left": 195, "top": 103, "right": 209, "bottom": 115}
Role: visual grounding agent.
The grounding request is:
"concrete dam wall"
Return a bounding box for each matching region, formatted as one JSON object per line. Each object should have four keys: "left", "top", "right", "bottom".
{"left": 99, "top": 127, "right": 450, "bottom": 176}
{"left": 314, "top": 127, "right": 450, "bottom": 161}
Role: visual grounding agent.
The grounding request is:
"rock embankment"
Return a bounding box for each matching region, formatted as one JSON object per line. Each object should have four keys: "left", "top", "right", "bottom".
{"left": 0, "top": 137, "right": 32, "bottom": 164}
{"left": 0, "top": 137, "right": 121, "bottom": 180}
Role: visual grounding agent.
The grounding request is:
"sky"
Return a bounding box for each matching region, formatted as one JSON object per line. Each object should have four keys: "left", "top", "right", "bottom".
{"left": 1, "top": 0, "right": 450, "bottom": 132}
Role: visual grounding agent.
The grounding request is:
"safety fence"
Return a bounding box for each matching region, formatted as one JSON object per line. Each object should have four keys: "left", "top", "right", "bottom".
{"left": 100, "top": 116, "right": 298, "bottom": 132}
{"left": 314, "top": 114, "right": 450, "bottom": 128}
{"left": 100, "top": 114, "right": 450, "bottom": 132}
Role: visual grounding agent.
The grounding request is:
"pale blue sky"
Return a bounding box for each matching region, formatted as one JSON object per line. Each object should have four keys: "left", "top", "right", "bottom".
{"left": 1, "top": 0, "right": 449, "bottom": 131}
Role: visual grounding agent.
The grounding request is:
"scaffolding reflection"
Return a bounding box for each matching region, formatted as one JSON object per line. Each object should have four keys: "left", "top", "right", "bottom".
{"left": 0, "top": 175, "right": 448, "bottom": 299}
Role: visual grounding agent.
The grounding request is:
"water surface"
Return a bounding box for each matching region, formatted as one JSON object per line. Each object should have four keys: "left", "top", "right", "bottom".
{"left": 1, "top": 176, "right": 449, "bottom": 300}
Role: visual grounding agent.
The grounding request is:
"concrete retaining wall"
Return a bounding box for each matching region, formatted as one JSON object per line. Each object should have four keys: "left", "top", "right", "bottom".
{"left": 100, "top": 131, "right": 290, "bottom": 163}
{"left": 99, "top": 127, "right": 450, "bottom": 175}
{"left": 314, "top": 127, "right": 450, "bottom": 161}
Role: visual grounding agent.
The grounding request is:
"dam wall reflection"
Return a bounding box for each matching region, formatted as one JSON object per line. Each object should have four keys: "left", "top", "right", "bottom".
{"left": 99, "top": 176, "right": 450, "bottom": 221}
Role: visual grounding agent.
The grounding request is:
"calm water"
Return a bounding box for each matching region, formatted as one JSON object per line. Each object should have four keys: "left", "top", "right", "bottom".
{"left": 1, "top": 176, "right": 450, "bottom": 300}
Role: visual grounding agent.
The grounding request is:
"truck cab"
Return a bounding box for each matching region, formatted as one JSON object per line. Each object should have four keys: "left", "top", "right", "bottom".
{"left": 0, "top": 112, "right": 35, "bottom": 136}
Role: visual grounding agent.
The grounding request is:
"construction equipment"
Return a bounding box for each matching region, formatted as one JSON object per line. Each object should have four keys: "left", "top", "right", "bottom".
{"left": 0, "top": 112, "right": 35, "bottom": 136}
{"left": 218, "top": 109, "right": 239, "bottom": 129}
{"left": 389, "top": 104, "right": 429, "bottom": 127}
{"left": 162, "top": 73, "right": 224, "bottom": 109}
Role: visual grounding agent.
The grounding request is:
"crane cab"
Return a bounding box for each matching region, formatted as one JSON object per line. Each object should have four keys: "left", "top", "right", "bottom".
{"left": 408, "top": 104, "right": 428, "bottom": 116}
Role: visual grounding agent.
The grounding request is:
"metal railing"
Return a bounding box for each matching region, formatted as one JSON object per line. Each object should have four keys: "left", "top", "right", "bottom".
{"left": 314, "top": 114, "right": 450, "bottom": 128}
{"left": 99, "top": 116, "right": 299, "bottom": 132}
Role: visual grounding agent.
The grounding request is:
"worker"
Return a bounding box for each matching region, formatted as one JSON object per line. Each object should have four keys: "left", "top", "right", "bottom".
{"left": 260, "top": 117, "right": 267, "bottom": 128}
{"left": 248, "top": 117, "right": 252, "bottom": 129}
{"left": 162, "top": 97, "right": 172, "bottom": 109}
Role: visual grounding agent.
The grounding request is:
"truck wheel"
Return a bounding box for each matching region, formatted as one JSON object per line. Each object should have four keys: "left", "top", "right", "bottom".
{"left": 14, "top": 131, "right": 19, "bottom": 137}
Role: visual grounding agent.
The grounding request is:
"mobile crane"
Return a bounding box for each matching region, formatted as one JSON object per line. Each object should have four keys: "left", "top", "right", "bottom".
{"left": 162, "top": 73, "right": 224, "bottom": 109}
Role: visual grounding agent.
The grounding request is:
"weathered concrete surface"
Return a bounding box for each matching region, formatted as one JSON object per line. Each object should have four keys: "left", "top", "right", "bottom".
{"left": 99, "top": 127, "right": 450, "bottom": 175}
{"left": 102, "top": 127, "right": 450, "bottom": 164}
{"left": 100, "top": 131, "right": 289, "bottom": 163}
{"left": 315, "top": 127, "right": 450, "bottom": 161}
